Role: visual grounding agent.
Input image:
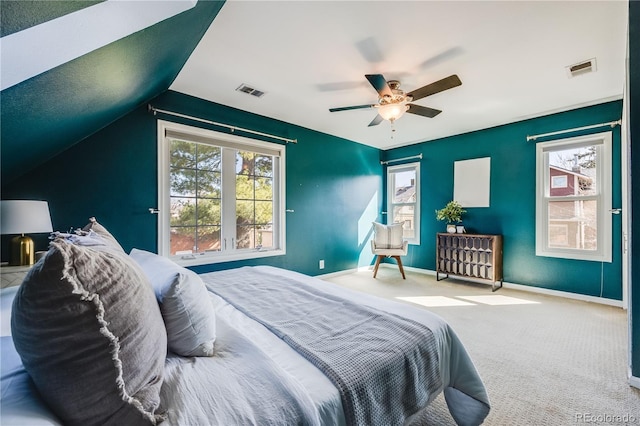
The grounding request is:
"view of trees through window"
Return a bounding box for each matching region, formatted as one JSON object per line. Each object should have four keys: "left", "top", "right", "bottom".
{"left": 169, "top": 139, "right": 274, "bottom": 255}
{"left": 235, "top": 151, "right": 274, "bottom": 250}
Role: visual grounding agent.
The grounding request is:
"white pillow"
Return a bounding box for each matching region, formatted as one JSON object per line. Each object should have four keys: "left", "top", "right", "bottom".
{"left": 130, "top": 249, "right": 216, "bottom": 357}
{"left": 372, "top": 221, "right": 405, "bottom": 249}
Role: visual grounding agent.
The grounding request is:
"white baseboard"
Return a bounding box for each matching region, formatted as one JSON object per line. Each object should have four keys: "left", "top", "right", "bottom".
{"left": 629, "top": 375, "right": 640, "bottom": 389}
{"left": 356, "top": 264, "right": 624, "bottom": 308}
{"left": 502, "top": 282, "right": 623, "bottom": 307}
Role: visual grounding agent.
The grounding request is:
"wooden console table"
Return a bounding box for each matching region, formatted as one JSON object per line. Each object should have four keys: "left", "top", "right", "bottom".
{"left": 436, "top": 233, "right": 503, "bottom": 291}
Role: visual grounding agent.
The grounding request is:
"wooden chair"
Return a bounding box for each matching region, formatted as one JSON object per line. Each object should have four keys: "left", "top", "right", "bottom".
{"left": 371, "top": 222, "right": 408, "bottom": 279}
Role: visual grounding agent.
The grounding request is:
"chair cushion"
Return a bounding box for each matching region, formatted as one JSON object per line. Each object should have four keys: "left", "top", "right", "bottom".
{"left": 11, "top": 237, "right": 167, "bottom": 426}
{"left": 130, "top": 249, "right": 216, "bottom": 357}
{"left": 372, "top": 241, "right": 408, "bottom": 256}
{"left": 372, "top": 221, "right": 405, "bottom": 249}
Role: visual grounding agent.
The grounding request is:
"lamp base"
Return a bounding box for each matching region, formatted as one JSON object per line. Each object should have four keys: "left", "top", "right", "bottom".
{"left": 9, "top": 234, "right": 34, "bottom": 266}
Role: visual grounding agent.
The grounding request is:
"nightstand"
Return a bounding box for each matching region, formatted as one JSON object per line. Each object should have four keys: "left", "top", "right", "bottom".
{"left": 1, "top": 264, "right": 32, "bottom": 289}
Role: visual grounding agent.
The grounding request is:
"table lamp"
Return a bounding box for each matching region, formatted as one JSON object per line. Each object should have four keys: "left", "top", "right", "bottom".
{"left": 1, "top": 200, "right": 53, "bottom": 266}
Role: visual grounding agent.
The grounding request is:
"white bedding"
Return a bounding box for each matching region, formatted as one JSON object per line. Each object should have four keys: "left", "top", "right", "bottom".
{"left": 0, "top": 266, "right": 489, "bottom": 426}
{"left": 1, "top": 286, "right": 63, "bottom": 426}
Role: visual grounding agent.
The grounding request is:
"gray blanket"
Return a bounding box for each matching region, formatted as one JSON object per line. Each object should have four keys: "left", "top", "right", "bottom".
{"left": 204, "top": 267, "right": 442, "bottom": 426}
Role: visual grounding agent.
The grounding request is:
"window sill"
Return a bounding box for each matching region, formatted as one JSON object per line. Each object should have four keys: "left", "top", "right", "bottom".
{"left": 172, "top": 248, "right": 286, "bottom": 267}
{"left": 535, "top": 249, "right": 611, "bottom": 263}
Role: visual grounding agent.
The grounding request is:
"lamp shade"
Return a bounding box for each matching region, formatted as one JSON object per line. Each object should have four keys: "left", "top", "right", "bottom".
{"left": 1, "top": 200, "right": 53, "bottom": 235}
{"left": 378, "top": 103, "right": 409, "bottom": 122}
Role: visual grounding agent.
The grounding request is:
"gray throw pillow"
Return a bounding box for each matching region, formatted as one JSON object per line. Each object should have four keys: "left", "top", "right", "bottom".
{"left": 373, "top": 221, "right": 405, "bottom": 249}
{"left": 81, "top": 217, "right": 125, "bottom": 252}
{"left": 130, "top": 249, "right": 216, "bottom": 357}
{"left": 11, "top": 238, "right": 167, "bottom": 426}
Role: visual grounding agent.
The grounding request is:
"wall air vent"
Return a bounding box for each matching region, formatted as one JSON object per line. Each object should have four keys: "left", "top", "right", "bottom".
{"left": 566, "top": 58, "right": 597, "bottom": 78}
{"left": 236, "top": 84, "right": 265, "bottom": 98}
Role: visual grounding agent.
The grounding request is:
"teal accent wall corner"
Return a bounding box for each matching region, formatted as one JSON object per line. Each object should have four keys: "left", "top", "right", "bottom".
{"left": 384, "top": 100, "right": 624, "bottom": 300}
{"left": 1, "top": 90, "right": 383, "bottom": 277}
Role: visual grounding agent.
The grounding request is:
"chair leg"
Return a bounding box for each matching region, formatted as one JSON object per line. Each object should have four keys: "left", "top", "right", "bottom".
{"left": 373, "top": 255, "right": 383, "bottom": 278}
{"left": 392, "top": 256, "right": 406, "bottom": 279}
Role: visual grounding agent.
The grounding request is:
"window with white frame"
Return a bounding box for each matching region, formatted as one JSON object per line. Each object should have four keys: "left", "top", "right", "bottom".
{"left": 158, "top": 120, "right": 286, "bottom": 266}
{"left": 387, "top": 162, "right": 420, "bottom": 245}
{"left": 535, "top": 131, "right": 612, "bottom": 262}
{"left": 551, "top": 175, "right": 568, "bottom": 188}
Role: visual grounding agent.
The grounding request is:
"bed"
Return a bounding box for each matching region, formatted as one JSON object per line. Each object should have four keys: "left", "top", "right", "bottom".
{"left": 1, "top": 221, "right": 490, "bottom": 426}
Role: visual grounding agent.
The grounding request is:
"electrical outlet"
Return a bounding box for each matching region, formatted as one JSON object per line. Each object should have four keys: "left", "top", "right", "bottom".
{"left": 319, "top": 260, "right": 325, "bottom": 269}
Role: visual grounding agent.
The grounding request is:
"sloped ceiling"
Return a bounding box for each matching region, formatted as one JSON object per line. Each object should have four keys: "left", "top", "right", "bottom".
{"left": 0, "top": 0, "right": 224, "bottom": 184}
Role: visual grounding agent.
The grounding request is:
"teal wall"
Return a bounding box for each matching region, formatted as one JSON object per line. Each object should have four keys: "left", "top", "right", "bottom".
{"left": 384, "top": 101, "right": 623, "bottom": 300}
{"left": 629, "top": 0, "right": 639, "bottom": 380}
{"left": 1, "top": 90, "right": 382, "bottom": 277}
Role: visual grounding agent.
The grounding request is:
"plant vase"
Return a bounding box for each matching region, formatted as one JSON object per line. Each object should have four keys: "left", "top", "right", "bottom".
{"left": 436, "top": 201, "right": 467, "bottom": 234}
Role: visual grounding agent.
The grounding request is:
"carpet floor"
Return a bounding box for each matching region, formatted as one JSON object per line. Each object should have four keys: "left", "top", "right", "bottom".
{"left": 324, "top": 267, "right": 640, "bottom": 425}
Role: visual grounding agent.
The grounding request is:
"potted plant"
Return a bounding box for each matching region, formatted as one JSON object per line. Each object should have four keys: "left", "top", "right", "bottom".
{"left": 435, "top": 201, "right": 466, "bottom": 233}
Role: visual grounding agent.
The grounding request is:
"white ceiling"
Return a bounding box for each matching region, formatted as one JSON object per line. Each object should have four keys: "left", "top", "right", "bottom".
{"left": 170, "top": 0, "right": 628, "bottom": 150}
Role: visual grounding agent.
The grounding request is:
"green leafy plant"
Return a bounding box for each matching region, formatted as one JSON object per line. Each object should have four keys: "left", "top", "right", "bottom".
{"left": 435, "top": 201, "right": 466, "bottom": 223}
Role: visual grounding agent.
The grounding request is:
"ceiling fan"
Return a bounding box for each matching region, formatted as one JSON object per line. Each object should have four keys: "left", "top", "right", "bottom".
{"left": 329, "top": 74, "right": 462, "bottom": 126}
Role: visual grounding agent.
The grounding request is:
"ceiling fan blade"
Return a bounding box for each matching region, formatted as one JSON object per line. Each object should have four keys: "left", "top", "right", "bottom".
{"left": 329, "top": 104, "right": 376, "bottom": 112}
{"left": 356, "top": 37, "right": 384, "bottom": 64}
{"left": 407, "top": 74, "right": 462, "bottom": 102}
{"left": 368, "top": 114, "right": 384, "bottom": 127}
{"left": 365, "top": 74, "right": 393, "bottom": 98}
{"left": 407, "top": 104, "right": 442, "bottom": 118}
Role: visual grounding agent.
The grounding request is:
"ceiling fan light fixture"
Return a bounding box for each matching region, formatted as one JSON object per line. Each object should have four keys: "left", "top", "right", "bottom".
{"left": 378, "top": 103, "right": 409, "bottom": 122}
{"left": 329, "top": 74, "right": 460, "bottom": 126}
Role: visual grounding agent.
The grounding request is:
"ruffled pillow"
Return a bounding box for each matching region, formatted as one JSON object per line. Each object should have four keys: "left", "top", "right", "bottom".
{"left": 11, "top": 237, "right": 167, "bottom": 425}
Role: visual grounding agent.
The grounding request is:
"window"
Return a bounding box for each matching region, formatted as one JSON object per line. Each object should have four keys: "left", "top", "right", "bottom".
{"left": 158, "top": 120, "right": 285, "bottom": 266}
{"left": 387, "top": 162, "right": 420, "bottom": 244}
{"left": 551, "top": 175, "right": 567, "bottom": 188}
{"left": 535, "top": 131, "right": 612, "bottom": 262}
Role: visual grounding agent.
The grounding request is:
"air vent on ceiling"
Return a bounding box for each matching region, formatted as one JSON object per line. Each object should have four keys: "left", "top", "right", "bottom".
{"left": 236, "top": 84, "right": 265, "bottom": 98}
{"left": 566, "top": 58, "right": 597, "bottom": 78}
